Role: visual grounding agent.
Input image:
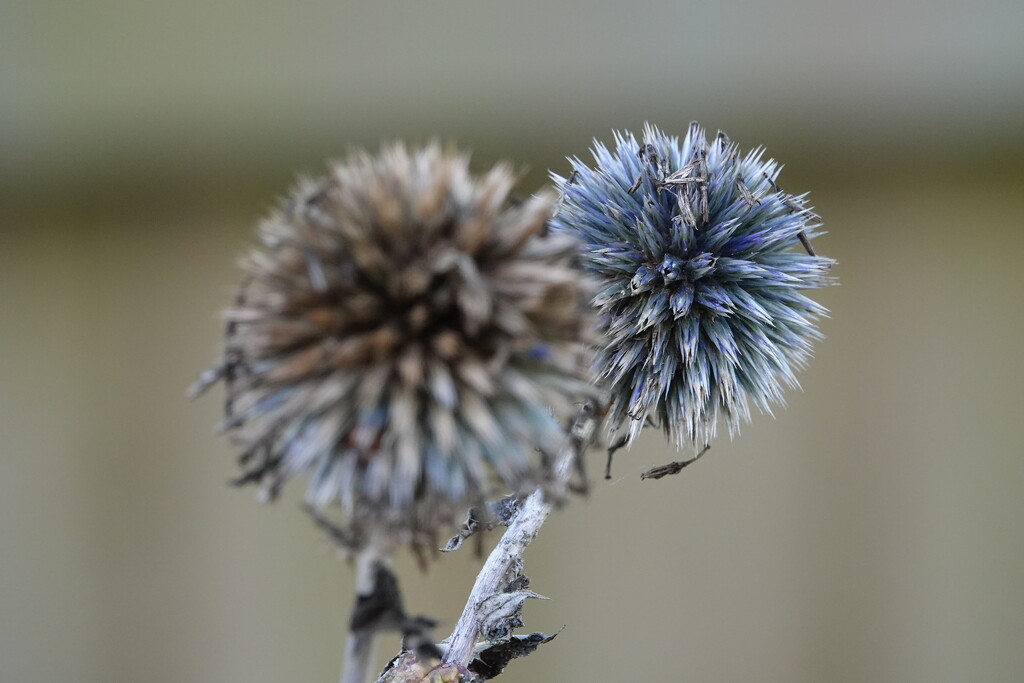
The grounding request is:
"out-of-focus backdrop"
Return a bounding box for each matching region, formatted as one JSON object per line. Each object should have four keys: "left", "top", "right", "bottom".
{"left": 3, "top": 2, "right": 1023, "bottom": 682}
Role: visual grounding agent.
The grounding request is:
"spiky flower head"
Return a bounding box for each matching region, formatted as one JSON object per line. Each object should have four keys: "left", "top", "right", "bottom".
{"left": 550, "top": 123, "right": 835, "bottom": 450}
{"left": 193, "top": 143, "right": 594, "bottom": 551}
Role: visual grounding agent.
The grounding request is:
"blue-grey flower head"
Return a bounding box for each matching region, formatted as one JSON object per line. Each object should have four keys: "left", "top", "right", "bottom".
{"left": 550, "top": 123, "right": 835, "bottom": 450}
{"left": 192, "top": 143, "right": 595, "bottom": 551}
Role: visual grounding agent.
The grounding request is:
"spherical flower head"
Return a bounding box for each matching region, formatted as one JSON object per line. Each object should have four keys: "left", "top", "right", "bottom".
{"left": 196, "top": 143, "right": 595, "bottom": 551}
{"left": 550, "top": 123, "right": 836, "bottom": 450}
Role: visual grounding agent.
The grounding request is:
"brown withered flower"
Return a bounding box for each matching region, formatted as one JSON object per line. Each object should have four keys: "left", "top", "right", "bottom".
{"left": 191, "top": 143, "right": 594, "bottom": 553}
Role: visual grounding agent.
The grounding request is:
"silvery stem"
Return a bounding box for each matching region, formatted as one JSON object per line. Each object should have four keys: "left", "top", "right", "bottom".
{"left": 442, "top": 403, "right": 598, "bottom": 667}
{"left": 340, "top": 541, "right": 388, "bottom": 683}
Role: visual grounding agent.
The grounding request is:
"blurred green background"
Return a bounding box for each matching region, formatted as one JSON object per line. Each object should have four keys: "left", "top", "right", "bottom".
{"left": 3, "top": 1, "right": 1023, "bottom": 682}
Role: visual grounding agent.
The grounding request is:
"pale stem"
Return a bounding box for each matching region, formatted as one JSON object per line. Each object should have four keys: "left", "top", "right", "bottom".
{"left": 441, "top": 403, "right": 598, "bottom": 667}
{"left": 340, "top": 540, "right": 388, "bottom": 683}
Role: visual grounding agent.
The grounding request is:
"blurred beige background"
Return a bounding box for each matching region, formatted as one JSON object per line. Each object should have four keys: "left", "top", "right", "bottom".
{"left": 2, "top": 1, "right": 1023, "bottom": 682}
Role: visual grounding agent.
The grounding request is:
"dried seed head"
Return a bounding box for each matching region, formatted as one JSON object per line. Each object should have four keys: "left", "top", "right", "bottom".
{"left": 551, "top": 123, "right": 836, "bottom": 450}
{"left": 194, "top": 143, "right": 595, "bottom": 553}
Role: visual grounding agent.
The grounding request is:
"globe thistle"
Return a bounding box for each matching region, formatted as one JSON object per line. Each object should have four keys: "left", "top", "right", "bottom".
{"left": 192, "top": 143, "right": 595, "bottom": 552}
{"left": 550, "top": 123, "right": 835, "bottom": 450}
